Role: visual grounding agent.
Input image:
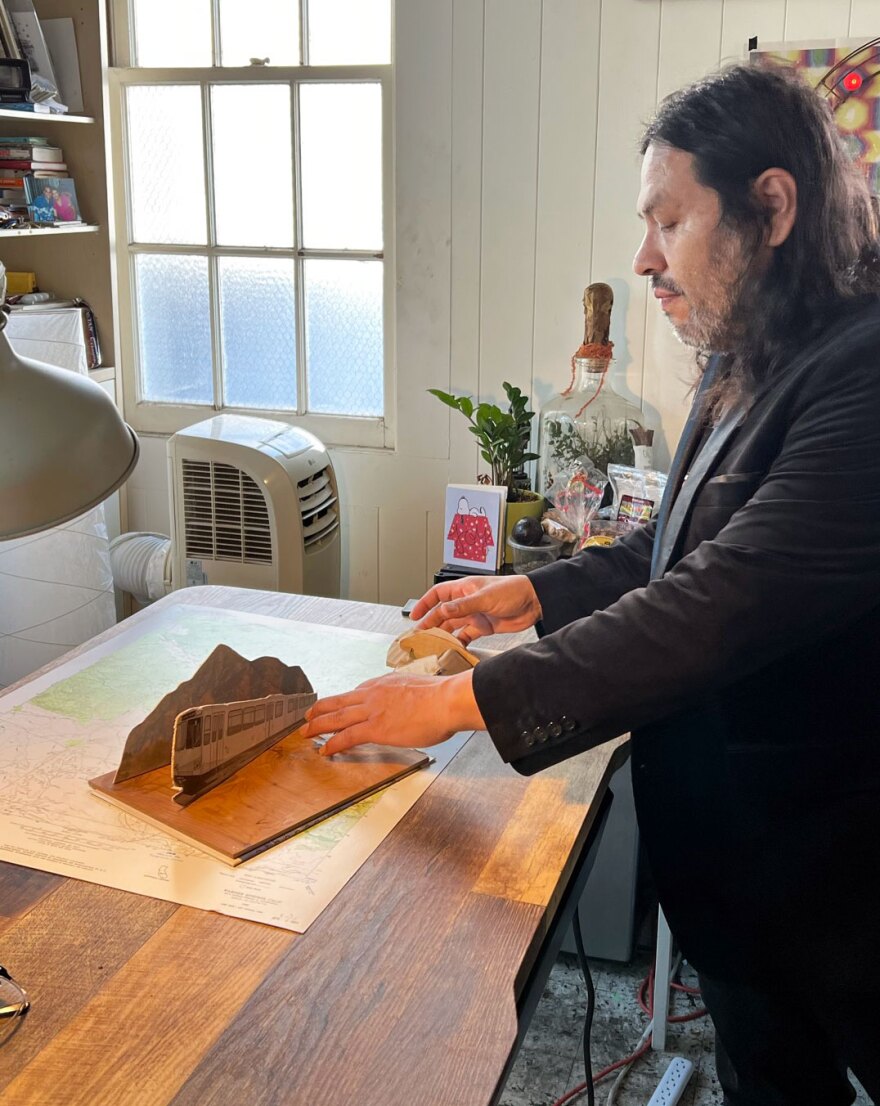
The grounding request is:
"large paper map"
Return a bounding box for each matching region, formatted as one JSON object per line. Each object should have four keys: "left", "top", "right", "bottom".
{"left": 0, "top": 605, "right": 470, "bottom": 932}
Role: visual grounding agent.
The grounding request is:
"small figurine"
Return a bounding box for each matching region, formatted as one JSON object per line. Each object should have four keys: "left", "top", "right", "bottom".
{"left": 386, "top": 627, "right": 479, "bottom": 676}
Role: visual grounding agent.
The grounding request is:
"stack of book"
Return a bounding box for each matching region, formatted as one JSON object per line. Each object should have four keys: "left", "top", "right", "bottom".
{"left": 0, "top": 136, "right": 81, "bottom": 227}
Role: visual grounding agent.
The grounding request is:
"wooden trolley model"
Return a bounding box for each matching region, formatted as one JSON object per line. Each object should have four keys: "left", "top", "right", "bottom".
{"left": 171, "top": 688, "right": 317, "bottom": 804}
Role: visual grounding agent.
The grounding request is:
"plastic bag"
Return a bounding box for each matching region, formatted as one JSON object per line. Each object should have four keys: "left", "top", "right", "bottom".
{"left": 607, "top": 464, "right": 668, "bottom": 528}
{"left": 546, "top": 463, "right": 608, "bottom": 551}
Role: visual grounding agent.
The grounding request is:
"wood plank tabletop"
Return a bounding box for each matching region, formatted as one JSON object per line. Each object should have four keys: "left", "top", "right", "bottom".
{"left": 0, "top": 586, "right": 627, "bottom": 1106}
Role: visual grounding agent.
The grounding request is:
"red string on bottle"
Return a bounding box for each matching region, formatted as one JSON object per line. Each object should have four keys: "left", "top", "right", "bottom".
{"left": 561, "top": 343, "right": 613, "bottom": 397}
{"left": 574, "top": 367, "right": 606, "bottom": 419}
{"left": 560, "top": 352, "right": 611, "bottom": 422}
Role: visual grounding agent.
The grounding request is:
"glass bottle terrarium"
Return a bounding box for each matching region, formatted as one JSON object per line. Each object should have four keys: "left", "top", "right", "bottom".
{"left": 538, "top": 282, "right": 645, "bottom": 492}
{"left": 537, "top": 356, "right": 644, "bottom": 493}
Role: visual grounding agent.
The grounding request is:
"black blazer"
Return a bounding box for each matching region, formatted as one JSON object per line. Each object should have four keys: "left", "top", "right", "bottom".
{"left": 472, "top": 298, "right": 880, "bottom": 979}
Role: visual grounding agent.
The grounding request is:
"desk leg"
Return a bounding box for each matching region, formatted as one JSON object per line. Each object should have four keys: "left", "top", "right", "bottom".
{"left": 651, "top": 906, "right": 673, "bottom": 1051}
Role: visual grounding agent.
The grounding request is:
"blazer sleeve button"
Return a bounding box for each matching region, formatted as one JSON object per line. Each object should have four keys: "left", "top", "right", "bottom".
{"left": 561, "top": 716, "right": 577, "bottom": 733}
{"left": 549, "top": 721, "right": 563, "bottom": 737}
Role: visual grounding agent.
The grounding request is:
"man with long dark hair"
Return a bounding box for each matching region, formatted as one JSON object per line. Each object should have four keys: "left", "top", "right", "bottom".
{"left": 304, "top": 63, "right": 880, "bottom": 1104}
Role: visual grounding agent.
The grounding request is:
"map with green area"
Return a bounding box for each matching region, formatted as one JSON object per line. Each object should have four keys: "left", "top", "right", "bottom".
{"left": 32, "top": 608, "right": 390, "bottom": 726}
{"left": 0, "top": 604, "right": 468, "bottom": 932}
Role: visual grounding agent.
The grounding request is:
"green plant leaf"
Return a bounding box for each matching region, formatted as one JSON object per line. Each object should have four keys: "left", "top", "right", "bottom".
{"left": 427, "top": 388, "right": 476, "bottom": 418}
{"left": 430, "top": 380, "right": 537, "bottom": 497}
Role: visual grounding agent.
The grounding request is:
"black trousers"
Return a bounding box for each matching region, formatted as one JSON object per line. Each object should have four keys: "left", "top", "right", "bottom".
{"left": 698, "top": 971, "right": 879, "bottom": 1106}
{"left": 662, "top": 789, "right": 880, "bottom": 1106}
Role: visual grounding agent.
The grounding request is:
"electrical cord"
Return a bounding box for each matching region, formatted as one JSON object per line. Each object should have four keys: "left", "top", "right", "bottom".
{"left": 638, "top": 966, "right": 707, "bottom": 1023}
{"left": 549, "top": 943, "right": 709, "bottom": 1106}
{"left": 603, "top": 1022, "right": 654, "bottom": 1106}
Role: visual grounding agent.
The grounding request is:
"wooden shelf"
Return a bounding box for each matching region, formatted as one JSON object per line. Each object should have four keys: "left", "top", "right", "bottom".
{"left": 0, "top": 108, "right": 94, "bottom": 123}
{"left": 89, "top": 366, "right": 115, "bottom": 383}
{"left": 0, "top": 2, "right": 117, "bottom": 398}
{"left": 0, "top": 224, "right": 99, "bottom": 237}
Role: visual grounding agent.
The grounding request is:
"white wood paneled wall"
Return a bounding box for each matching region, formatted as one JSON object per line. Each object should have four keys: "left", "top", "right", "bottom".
{"left": 125, "top": 0, "right": 880, "bottom": 607}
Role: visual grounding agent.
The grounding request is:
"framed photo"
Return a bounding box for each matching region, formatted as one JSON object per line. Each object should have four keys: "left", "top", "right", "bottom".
{"left": 24, "top": 174, "right": 80, "bottom": 224}
{"left": 442, "top": 483, "right": 507, "bottom": 573}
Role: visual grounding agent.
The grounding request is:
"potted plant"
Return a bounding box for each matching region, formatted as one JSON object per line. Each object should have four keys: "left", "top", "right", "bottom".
{"left": 429, "top": 382, "right": 544, "bottom": 563}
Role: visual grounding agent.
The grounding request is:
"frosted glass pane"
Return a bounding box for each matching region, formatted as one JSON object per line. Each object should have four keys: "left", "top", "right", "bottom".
{"left": 136, "top": 254, "right": 213, "bottom": 404}
{"left": 133, "top": 0, "right": 212, "bottom": 66}
{"left": 300, "top": 83, "right": 382, "bottom": 250}
{"left": 128, "top": 86, "right": 207, "bottom": 245}
{"left": 219, "top": 0, "right": 299, "bottom": 66}
{"left": 305, "top": 259, "right": 383, "bottom": 416}
{"left": 308, "top": 0, "right": 390, "bottom": 64}
{"left": 212, "top": 85, "right": 293, "bottom": 248}
{"left": 219, "top": 257, "right": 297, "bottom": 410}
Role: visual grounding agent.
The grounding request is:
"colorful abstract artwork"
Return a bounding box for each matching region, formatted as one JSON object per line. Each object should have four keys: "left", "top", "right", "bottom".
{"left": 752, "top": 40, "right": 880, "bottom": 194}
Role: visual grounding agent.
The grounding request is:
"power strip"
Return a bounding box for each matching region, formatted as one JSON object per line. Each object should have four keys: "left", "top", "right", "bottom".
{"left": 646, "top": 1056, "right": 694, "bottom": 1106}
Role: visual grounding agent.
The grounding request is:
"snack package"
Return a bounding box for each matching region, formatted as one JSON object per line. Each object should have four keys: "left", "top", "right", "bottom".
{"left": 607, "top": 465, "right": 668, "bottom": 528}
{"left": 547, "top": 464, "right": 608, "bottom": 551}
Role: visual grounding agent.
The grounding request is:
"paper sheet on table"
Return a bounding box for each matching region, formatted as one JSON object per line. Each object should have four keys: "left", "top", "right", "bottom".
{"left": 0, "top": 604, "right": 472, "bottom": 932}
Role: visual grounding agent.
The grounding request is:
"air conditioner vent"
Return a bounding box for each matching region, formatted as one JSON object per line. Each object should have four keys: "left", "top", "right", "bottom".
{"left": 182, "top": 459, "right": 273, "bottom": 563}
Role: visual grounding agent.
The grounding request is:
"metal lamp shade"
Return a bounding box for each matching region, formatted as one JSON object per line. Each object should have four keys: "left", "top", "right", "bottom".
{"left": 0, "top": 330, "right": 139, "bottom": 540}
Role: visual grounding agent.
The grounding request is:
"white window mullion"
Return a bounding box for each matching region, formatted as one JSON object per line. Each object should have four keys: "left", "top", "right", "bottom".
{"left": 381, "top": 70, "right": 394, "bottom": 447}
{"left": 128, "top": 250, "right": 145, "bottom": 405}
{"left": 211, "top": 0, "right": 222, "bottom": 66}
{"left": 292, "top": 80, "right": 308, "bottom": 416}
{"left": 202, "top": 81, "right": 224, "bottom": 409}
{"left": 208, "top": 255, "right": 224, "bottom": 411}
{"left": 300, "top": 0, "right": 310, "bottom": 66}
{"left": 202, "top": 82, "right": 218, "bottom": 247}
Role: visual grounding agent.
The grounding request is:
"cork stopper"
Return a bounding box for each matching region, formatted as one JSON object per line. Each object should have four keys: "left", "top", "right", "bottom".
{"left": 583, "top": 283, "right": 614, "bottom": 347}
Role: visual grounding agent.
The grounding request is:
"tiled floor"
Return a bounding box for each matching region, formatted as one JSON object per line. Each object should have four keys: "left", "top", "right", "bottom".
{"left": 498, "top": 951, "right": 872, "bottom": 1106}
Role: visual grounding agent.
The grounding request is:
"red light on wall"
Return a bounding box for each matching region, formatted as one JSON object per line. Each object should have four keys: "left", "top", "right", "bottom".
{"left": 843, "top": 71, "right": 864, "bottom": 92}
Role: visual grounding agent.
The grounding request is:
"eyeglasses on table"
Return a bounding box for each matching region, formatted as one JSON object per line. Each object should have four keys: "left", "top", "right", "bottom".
{"left": 0, "top": 965, "right": 29, "bottom": 1046}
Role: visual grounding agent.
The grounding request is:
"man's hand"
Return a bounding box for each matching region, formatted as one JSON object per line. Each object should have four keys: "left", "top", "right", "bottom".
{"left": 301, "top": 669, "right": 485, "bottom": 756}
{"left": 410, "top": 574, "right": 542, "bottom": 645}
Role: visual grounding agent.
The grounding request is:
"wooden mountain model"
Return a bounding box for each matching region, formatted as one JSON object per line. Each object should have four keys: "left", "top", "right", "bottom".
{"left": 89, "top": 645, "right": 429, "bottom": 864}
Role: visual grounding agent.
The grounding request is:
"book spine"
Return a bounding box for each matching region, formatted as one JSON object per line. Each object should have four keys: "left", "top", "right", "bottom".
{"left": 0, "top": 147, "right": 62, "bottom": 160}
{"left": 0, "top": 160, "right": 66, "bottom": 171}
{"left": 0, "top": 104, "right": 55, "bottom": 114}
{"left": 0, "top": 171, "right": 67, "bottom": 183}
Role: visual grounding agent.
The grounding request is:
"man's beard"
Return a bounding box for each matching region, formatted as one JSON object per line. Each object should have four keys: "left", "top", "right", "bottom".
{"left": 653, "top": 227, "right": 756, "bottom": 354}
{"left": 654, "top": 278, "right": 734, "bottom": 352}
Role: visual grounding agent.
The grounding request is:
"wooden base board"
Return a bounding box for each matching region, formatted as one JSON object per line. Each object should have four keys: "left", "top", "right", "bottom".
{"left": 89, "top": 730, "right": 430, "bottom": 865}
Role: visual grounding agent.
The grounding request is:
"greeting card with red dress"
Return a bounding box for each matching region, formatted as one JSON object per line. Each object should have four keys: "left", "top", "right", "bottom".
{"left": 442, "top": 484, "right": 506, "bottom": 572}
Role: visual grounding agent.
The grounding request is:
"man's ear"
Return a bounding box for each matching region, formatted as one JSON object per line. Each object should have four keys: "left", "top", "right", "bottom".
{"left": 753, "top": 168, "right": 797, "bottom": 247}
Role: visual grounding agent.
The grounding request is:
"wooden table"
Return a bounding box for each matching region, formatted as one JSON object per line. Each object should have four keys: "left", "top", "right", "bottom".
{"left": 0, "top": 586, "right": 628, "bottom": 1106}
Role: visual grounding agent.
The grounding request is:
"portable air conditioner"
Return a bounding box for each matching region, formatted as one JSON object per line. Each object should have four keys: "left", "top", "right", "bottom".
{"left": 167, "top": 414, "right": 340, "bottom": 597}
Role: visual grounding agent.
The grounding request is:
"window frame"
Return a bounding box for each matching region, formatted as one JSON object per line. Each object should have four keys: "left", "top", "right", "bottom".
{"left": 108, "top": 7, "right": 395, "bottom": 449}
